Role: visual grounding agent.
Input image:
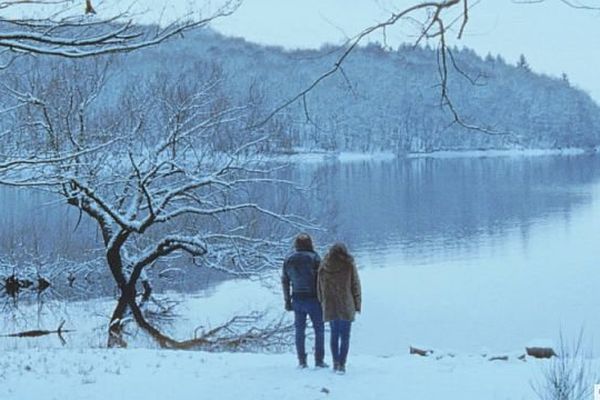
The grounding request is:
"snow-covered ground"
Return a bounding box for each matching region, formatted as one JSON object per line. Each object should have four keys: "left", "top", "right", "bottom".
{"left": 1, "top": 347, "right": 544, "bottom": 400}
{"left": 0, "top": 262, "right": 595, "bottom": 400}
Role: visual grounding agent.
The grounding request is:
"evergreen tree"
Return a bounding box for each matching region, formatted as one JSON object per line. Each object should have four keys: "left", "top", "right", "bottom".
{"left": 517, "top": 54, "right": 531, "bottom": 71}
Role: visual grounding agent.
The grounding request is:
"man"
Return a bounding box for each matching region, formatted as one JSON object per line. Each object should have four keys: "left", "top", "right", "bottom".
{"left": 282, "top": 233, "right": 327, "bottom": 369}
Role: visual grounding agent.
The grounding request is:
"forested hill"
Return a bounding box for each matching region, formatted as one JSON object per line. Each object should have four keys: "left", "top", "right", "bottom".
{"left": 10, "top": 28, "right": 600, "bottom": 154}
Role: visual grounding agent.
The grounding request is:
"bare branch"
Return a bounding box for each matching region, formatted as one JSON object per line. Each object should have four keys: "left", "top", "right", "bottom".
{"left": 0, "top": 1, "right": 241, "bottom": 58}
{"left": 254, "top": 1, "right": 466, "bottom": 129}
{"left": 0, "top": 136, "right": 121, "bottom": 172}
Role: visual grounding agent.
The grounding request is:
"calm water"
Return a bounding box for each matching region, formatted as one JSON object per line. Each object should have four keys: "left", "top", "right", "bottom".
{"left": 289, "top": 154, "right": 600, "bottom": 264}
{"left": 2, "top": 154, "right": 600, "bottom": 277}
{"left": 2, "top": 154, "right": 600, "bottom": 352}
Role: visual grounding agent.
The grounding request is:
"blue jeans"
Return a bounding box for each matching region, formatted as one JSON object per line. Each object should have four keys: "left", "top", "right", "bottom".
{"left": 293, "top": 298, "right": 325, "bottom": 363}
{"left": 330, "top": 320, "right": 352, "bottom": 365}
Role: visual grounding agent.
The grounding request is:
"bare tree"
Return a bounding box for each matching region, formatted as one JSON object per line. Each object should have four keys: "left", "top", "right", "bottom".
{"left": 0, "top": 0, "right": 241, "bottom": 183}
{"left": 259, "top": 0, "right": 480, "bottom": 131}
{"left": 2, "top": 58, "right": 311, "bottom": 347}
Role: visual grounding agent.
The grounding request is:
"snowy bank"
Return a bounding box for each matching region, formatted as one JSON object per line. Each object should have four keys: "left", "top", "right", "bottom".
{"left": 406, "top": 147, "right": 594, "bottom": 159}
{"left": 269, "top": 147, "right": 597, "bottom": 164}
{"left": 269, "top": 150, "right": 396, "bottom": 164}
{"left": 1, "top": 348, "right": 540, "bottom": 400}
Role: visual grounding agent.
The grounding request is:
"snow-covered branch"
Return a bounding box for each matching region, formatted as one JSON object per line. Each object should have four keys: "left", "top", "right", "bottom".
{"left": 131, "top": 235, "right": 208, "bottom": 281}
{"left": 0, "top": 1, "right": 240, "bottom": 58}
{"left": 0, "top": 136, "right": 120, "bottom": 172}
{"left": 0, "top": 57, "right": 316, "bottom": 347}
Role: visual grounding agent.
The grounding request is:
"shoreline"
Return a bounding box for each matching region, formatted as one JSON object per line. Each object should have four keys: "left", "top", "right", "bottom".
{"left": 271, "top": 147, "right": 597, "bottom": 163}
{"left": 0, "top": 347, "right": 539, "bottom": 400}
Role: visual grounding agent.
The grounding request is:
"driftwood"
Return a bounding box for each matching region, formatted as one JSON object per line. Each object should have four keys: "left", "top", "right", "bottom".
{"left": 410, "top": 346, "right": 433, "bottom": 357}
{"left": 526, "top": 347, "right": 557, "bottom": 359}
{"left": 488, "top": 355, "right": 509, "bottom": 362}
{"left": 1, "top": 321, "right": 74, "bottom": 345}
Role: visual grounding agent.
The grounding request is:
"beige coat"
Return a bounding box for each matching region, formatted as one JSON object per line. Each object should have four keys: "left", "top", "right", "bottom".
{"left": 317, "top": 255, "right": 362, "bottom": 322}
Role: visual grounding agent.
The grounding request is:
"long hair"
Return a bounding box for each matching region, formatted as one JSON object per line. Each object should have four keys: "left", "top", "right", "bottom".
{"left": 294, "top": 233, "right": 314, "bottom": 252}
{"left": 326, "top": 242, "right": 354, "bottom": 264}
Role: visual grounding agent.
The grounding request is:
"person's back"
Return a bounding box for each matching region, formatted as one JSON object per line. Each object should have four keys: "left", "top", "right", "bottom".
{"left": 281, "top": 234, "right": 327, "bottom": 369}
{"left": 318, "top": 253, "right": 360, "bottom": 322}
{"left": 282, "top": 250, "right": 320, "bottom": 299}
{"left": 317, "top": 242, "right": 362, "bottom": 374}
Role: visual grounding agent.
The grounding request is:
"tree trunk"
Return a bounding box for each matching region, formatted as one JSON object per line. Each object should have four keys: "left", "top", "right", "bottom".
{"left": 108, "top": 293, "right": 130, "bottom": 348}
{"left": 105, "top": 236, "right": 133, "bottom": 348}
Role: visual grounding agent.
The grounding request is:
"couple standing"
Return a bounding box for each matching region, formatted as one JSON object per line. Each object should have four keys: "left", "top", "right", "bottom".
{"left": 281, "top": 233, "right": 362, "bottom": 374}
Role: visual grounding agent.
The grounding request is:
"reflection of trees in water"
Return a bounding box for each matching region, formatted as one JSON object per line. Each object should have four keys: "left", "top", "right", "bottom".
{"left": 0, "top": 233, "right": 227, "bottom": 301}
{"left": 3, "top": 155, "right": 600, "bottom": 347}
{"left": 286, "top": 155, "right": 600, "bottom": 260}
{"left": 267, "top": 163, "right": 342, "bottom": 251}
{"left": 3, "top": 155, "right": 600, "bottom": 285}
{"left": 0, "top": 188, "right": 99, "bottom": 261}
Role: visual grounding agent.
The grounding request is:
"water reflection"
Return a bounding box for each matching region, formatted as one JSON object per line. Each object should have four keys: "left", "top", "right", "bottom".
{"left": 293, "top": 155, "right": 600, "bottom": 265}
{"left": 0, "top": 189, "right": 98, "bottom": 260}
{"left": 3, "top": 154, "right": 600, "bottom": 352}
{"left": 2, "top": 154, "right": 600, "bottom": 285}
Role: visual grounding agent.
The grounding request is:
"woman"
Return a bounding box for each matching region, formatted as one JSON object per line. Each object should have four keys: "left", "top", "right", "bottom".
{"left": 317, "top": 242, "right": 362, "bottom": 374}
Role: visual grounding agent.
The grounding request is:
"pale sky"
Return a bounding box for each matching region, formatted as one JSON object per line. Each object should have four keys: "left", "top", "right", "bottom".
{"left": 210, "top": 0, "right": 600, "bottom": 103}
{"left": 4, "top": 1, "right": 599, "bottom": 101}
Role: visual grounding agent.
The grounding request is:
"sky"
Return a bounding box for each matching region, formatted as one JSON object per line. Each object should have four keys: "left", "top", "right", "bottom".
{"left": 208, "top": 0, "right": 600, "bottom": 103}
{"left": 4, "top": 0, "right": 600, "bottom": 101}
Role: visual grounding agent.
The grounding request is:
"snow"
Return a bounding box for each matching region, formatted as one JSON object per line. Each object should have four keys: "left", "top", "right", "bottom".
{"left": 267, "top": 150, "right": 396, "bottom": 164}
{"left": 406, "top": 148, "right": 593, "bottom": 159}
{"left": 3, "top": 178, "right": 600, "bottom": 398}
{"left": 337, "top": 152, "right": 396, "bottom": 162}
{"left": 1, "top": 348, "right": 540, "bottom": 400}
{"left": 526, "top": 339, "right": 556, "bottom": 349}
{"left": 0, "top": 265, "right": 590, "bottom": 399}
{"left": 265, "top": 148, "right": 599, "bottom": 165}
{"left": 5, "top": 198, "right": 600, "bottom": 398}
{"left": 2, "top": 2, "right": 598, "bottom": 397}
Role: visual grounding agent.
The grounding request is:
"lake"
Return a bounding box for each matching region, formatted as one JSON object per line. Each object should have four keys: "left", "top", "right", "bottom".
{"left": 2, "top": 153, "right": 600, "bottom": 354}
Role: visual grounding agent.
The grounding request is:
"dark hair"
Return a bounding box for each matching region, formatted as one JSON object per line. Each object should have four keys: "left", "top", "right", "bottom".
{"left": 326, "top": 242, "right": 354, "bottom": 263}
{"left": 294, "top": 233, "right": 314, "bottom": 252}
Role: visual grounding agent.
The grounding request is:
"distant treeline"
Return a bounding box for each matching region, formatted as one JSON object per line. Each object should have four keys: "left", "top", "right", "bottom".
{"left": 3, "top": 27, "right": 599, "bottom": 154}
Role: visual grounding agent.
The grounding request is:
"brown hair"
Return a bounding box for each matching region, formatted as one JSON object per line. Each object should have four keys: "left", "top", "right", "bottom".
{"left": 294, "top": 233, "right": 314, "bottom": 252}
{"left": 326, "top": 242, "right": 354, "bottom": 264}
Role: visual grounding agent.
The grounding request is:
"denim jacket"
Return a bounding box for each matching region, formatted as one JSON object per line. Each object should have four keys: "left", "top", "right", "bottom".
{"left": 282, "top": 250, "right": 321, "bottom": 302}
